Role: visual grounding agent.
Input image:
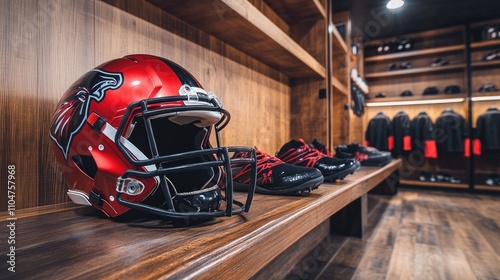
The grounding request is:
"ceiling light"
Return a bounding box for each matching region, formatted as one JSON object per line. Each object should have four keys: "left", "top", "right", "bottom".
{"left": 387, "top": 0, "right": 404, "bottom": 9}
{"left": 471, "top": 95, "right": 500, "bottom": 102}
{"left": 366, "top": 98, "right": 464, "bottom": 107}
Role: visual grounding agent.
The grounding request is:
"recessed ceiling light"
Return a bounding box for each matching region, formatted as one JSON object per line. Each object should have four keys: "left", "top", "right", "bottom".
{"left": 387, "top": 0, "right": 404, "bottom": 9}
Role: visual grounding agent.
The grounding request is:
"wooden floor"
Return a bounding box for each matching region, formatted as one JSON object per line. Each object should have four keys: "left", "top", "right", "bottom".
{"left": 285, "top": 189, "right": 500, "bottom": 280}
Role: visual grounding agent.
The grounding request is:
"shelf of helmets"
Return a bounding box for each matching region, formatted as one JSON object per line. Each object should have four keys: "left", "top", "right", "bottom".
{"left": 0, "top": 160, "right": 402, "bottom": 279}
{"left": 363, "top": 25, "right": 471, "bottom": 190}
{"left": 470, "top": 19, "right": 500, "bottom": 192}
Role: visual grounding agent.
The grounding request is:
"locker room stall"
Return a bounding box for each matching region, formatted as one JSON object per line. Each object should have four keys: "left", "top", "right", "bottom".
{"left": 361, "top": 20, "right": 500, "bottom": 192}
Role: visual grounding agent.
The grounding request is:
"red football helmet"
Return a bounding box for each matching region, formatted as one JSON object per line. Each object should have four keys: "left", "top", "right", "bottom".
{"left": 50, "top": 54, "right": 257, "bottom": 219}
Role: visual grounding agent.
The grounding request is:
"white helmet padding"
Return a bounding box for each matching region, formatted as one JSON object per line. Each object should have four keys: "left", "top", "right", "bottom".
{"left": 168, "top": 110, "right": 222, "bottom": 127}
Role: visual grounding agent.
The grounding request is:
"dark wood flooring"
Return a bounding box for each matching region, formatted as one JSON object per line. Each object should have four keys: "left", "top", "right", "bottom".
{"left": 285, "top": 189, "right": 500, "bottom": 280}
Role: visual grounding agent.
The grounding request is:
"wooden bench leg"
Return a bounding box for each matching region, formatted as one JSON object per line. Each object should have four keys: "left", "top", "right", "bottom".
{"left": 330, "top": 194, "right": 367, "bottom": 238}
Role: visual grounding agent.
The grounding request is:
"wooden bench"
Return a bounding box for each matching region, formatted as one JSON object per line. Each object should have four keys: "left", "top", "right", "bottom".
{"left": 0, "top": 159, "right": 401, "bottom": 279}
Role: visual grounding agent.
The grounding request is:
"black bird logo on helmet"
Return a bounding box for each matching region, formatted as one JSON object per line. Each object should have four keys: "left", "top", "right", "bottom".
{"left": 50, "top": 69, "right": 123, "bottom": 160}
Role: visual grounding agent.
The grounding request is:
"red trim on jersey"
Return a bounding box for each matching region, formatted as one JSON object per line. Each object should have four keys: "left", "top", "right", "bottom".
{"left": 424, "top": 140, "right": 438, "bottom": 158}
{"left": 403, "top": 135, "right": 412, "bottom": 151}
{"left": 388, "top": 136, "right": 394, "bottom": 151}
{"left": 464, "top": 138, "right": 470, "bottom": 157}
{"left": 473, "top": 139, "right": 481, "bottom": 156}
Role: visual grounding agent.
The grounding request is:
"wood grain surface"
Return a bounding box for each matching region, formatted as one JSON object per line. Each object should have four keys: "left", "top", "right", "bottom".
{"left": 37, "top": 0, "right": 96, "bottom": 207}
{"left": 263, "top": 0, "right": 326, "bottom": 24}
{"left": 285, "top": 189, "right": 500, "bottom": 279}
{"left": 0, "top": 160, "right": 401, "bottom": 279}
{"left": 1, "top": 0, "right": 43, "bottom": 211}
{"left": 146, "top": 0, "right": 326, "bottom": 78}
{"left": 290, "top": 79, "right": 328, "bottom": 144}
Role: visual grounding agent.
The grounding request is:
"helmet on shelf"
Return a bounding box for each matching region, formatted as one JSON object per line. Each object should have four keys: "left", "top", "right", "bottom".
{"left": 49, "top": 54, "right": 257, "bottom": 220}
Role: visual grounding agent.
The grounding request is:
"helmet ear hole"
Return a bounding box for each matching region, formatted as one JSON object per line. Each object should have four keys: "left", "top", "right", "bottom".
{"left": 72, "top": 155, "right": 98, "bottom": 178}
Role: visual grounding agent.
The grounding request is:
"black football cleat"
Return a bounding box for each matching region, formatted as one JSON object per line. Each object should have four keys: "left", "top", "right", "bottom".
{"left": 231, "top": 149, "right": 323, "bottom": 195}
{"left": 310, "top": 138, "right": 333, "bottom": 157}
{"left": 276, "top": 139, "right": 359, "bottom": 182}
{"left": 334, "top": 143, "right": 392, "bottom": 166}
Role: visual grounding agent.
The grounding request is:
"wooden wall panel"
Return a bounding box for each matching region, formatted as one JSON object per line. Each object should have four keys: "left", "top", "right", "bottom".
{"left": 248, "top": 0, "right": 289, "bottom": 35}
{"left": 290, "top": 80, "right": 327, "bottom": 145}
{"left": 37, "top": 0, "right": 96, "bottom": 207}
{"left": 326, "top": 11, "right": 351, "bottom": 149}
{"left": 1, "top": 0, "right": 40, "bottom": 210}
{"left": 289, "top": 9, "right": 327, "bottom": 148}
{"left": 330, "top": 91, "right": 349, "bottom": 147}
{"left": 1, "top": 0, "right": 294, "bottom": 211}
{"left": 290, "top": 16, "right": 326, "bottom": 67}
{"left": 332, "top": 39, "right": 348, "bottom": 87}
{"left": 349, "top": 110, "right": 364, "bottom": 144}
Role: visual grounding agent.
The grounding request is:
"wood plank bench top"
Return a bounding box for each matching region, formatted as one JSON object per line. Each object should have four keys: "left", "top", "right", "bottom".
{"left": 0, "top": 159, "right": 401, "bottom": 279}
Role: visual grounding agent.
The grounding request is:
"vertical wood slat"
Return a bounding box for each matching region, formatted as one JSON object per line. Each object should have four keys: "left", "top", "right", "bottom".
{"left": 289, "top": 3, "right": 327, "bottom": 147}
{"left": 290, "top": 79, "right": 328, "bottom": 144}
{"left": 1, "top": 0, "right": 40, "bottom": 210}
{"left": 37, "top": 0, "right": 96, "bottom": 207}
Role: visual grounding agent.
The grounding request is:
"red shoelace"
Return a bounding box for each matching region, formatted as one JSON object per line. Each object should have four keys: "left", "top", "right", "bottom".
{"left": 278, "top": 139, "right": 325, "bottom": 168}
{"left": 233, "top": 150, "right": 283, "bottom": 184}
